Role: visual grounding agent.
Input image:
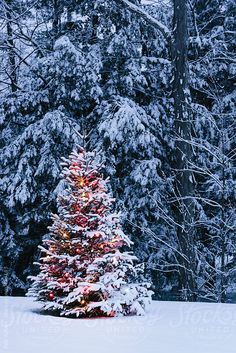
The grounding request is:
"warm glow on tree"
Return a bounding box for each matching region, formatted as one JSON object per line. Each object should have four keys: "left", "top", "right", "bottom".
{"left": 28, "top": 148, "right": 152, "bottom": 317}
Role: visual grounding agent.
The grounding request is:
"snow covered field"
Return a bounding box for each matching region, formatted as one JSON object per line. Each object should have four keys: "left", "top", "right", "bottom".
{"left": 1, "top": 297, "right": 236, "bottom": 353}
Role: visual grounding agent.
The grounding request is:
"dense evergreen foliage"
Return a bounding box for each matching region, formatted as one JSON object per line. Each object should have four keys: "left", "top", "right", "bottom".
{"left": 0, "top": 0, "right": 235, "bottom": 301}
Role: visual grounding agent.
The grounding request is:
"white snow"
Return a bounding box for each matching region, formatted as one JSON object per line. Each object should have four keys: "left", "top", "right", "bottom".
{"left": 1, "top": 297, "right": 236, "bottom": 353}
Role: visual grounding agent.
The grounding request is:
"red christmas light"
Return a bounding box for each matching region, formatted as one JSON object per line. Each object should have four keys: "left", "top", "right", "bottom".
{"left": 109, "top": 311, "right": 116, "bottom": 317}
{"left": 48, "top": 292, "right": 55, "bottom": 300}
{"left": 82, "top": 286, "right": 92, "bottom": 295}
{"left": 93, "top": 232, "right": 100, "bottom": 239}
{"left": 28, "top": 148, "right": 151, "bottom": 317}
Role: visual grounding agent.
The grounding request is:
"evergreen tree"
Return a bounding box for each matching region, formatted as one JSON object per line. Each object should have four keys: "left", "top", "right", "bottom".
{"left": 1, "top": 0, "right": 171, "bottom": 295}
{"left": 82, "top": 0, "right": 173, "bottom": 295}
{"left": 1, "top": 0, "right": 234, "bottom": 303}
{"left": 28, "top": 148, "right": 152, "bottom": 317}
{"left": 0, "top": 32, "right": 102, "bottom": 294}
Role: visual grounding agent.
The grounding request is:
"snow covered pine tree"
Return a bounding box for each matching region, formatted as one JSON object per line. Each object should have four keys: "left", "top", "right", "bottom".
{"left": 28, "top": 148, "right": 152, "bottom": 317}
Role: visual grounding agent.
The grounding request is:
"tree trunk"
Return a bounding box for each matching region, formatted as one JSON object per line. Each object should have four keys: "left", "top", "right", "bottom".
{"left": 172, "top": 0, "right": 197, "bottom": 301}
{"left": 52, "top": 0, "right": 61, "bottom": 39}
{"left": 6, "top": 1, "right": 17, "bottom": 92}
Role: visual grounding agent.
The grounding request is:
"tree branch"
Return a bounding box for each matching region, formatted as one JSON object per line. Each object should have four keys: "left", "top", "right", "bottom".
{"left": 115, "top": 0, "right": 171, "bottom": 41}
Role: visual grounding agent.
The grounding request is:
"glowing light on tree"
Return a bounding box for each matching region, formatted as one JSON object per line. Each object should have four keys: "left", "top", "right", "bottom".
{"left": 28, "top": 148, "right": 152, "bottom": 317}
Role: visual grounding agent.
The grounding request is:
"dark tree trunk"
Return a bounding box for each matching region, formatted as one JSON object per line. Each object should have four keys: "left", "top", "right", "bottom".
{"left": 52, "top": 0, "right": 61, "bottom": 39}
{"left": 6, "top": 1, "right": 17, "bottom": 92}
{"left": 172, "top": 0, "right": 197, "bottom": 301}
{"left": 89, "top": 14, "right": 99, "bottom": 44}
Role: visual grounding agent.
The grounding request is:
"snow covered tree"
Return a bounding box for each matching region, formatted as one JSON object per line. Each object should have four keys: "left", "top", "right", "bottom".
{"left": 181, "top": 0, "right": 236, "bottom": 301}
{"left": 60, "top": 0, "right": 173, "bottom": 295}
{"left": 28, "top": 148, "right": 152, "bottom": 317}
{"left": 93, "top": 96, "right": 173, "bottom": 294}
{"left": 0, "top": 33, "right": 101, "bottom": 294}
{"left": 1, "top": 0, "right": 234, "bottom": 303}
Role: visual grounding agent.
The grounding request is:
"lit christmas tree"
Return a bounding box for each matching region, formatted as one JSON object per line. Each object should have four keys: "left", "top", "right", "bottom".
{"left": 28, "top": 148, "right": 152, "bottom": 317}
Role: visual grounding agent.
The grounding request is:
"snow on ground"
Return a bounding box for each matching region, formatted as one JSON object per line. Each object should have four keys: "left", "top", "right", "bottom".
{"left": 1, "top": 297, "right": 236, "bottom": 353}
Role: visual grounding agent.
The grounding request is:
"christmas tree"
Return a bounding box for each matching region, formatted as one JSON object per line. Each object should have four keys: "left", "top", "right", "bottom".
{"left": 28, "top": 148, "right": 152, "bottom": 317}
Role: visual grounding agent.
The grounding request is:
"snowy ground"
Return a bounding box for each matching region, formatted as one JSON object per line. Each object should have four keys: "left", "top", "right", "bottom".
{"left": 1, "top": 297, "right": 236, "bottom": 353}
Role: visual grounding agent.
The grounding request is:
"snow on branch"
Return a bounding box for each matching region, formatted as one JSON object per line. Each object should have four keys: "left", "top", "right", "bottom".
{"left": 116, "top": 0, "right": 171, "bottom": 41}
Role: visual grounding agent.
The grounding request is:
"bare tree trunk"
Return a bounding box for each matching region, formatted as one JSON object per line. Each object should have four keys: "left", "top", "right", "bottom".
{"left": 52, "top": 0, "right": 61, "bottom": 39}
{"left": 6, "top": 0, "right": 17, "bottom": 92}
{"left": 172, "top": 0, "right": 197, "bottom": 301}
{"left": 89, "top": 14, "right": 99, "bottom": 45}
